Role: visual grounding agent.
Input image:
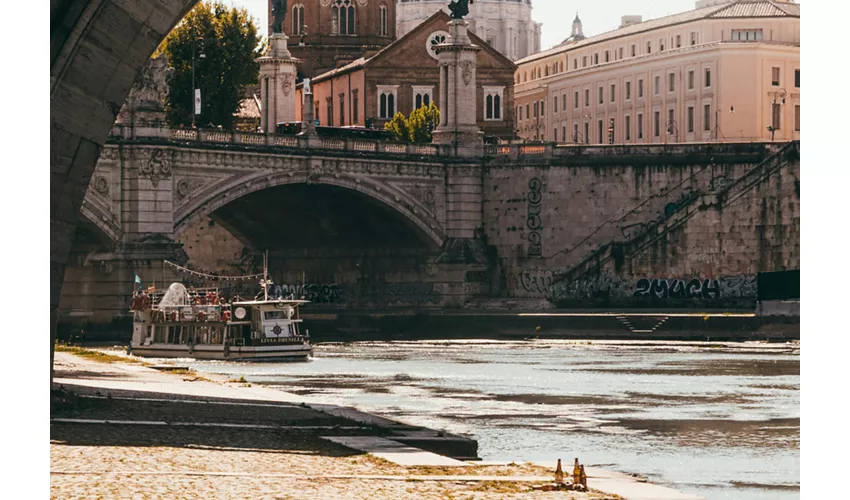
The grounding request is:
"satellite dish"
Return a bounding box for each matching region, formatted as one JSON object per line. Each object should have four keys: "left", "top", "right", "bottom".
{"left": 234, "top": 307, "right": 247, "bottom": 320}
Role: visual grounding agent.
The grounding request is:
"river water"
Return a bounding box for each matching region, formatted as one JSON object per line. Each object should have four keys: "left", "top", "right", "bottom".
{"left": 187, "top": 340, "right": 800, "bottom": 500}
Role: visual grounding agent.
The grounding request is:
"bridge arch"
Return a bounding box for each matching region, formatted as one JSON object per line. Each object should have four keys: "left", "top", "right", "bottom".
{"left": 173, "top": 171, "right": 446, "bottom": 249}
{"left": 80, "top": 198, "right": 121, "bottom": 245}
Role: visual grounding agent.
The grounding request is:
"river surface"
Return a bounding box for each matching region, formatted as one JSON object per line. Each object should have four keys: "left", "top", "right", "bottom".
{"left": 186, "top": 340, "right": 800, "bottom": 500}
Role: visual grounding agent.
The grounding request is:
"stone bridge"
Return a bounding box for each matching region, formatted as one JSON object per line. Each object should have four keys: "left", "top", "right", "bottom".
{"left": 59, "top": 123, "right": 800, "bottom": 335}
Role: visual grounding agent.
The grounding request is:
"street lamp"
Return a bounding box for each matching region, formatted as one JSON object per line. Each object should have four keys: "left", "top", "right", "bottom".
{"left": 768, "top": 88, "right": 787, "bottom": 141}
{"left": 583, "top": 113, "right": 591, "bottom": 144}
{"left": 191, "top": 36, "right": 206, "bottom": 128}
{"left": 665, "top": 119, "right": 678, "bottom": 143}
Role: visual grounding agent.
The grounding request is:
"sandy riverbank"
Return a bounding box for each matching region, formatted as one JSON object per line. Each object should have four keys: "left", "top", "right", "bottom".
{"left": 51, "top": 349, "right": 616, "bottom": 500}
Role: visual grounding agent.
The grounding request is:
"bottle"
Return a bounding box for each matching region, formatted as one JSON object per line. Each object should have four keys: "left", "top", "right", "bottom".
{"left": 573, "top": 458, "right": 581, "bottom": 484}
{"left": 580, "top": 465, "right": 587, "bottom": 488}
{"left": 554, "top": 459, "right": 564, "bottom": 483}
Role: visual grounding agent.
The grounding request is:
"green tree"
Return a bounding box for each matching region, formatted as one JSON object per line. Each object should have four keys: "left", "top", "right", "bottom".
{"left": 384, "top": 112, "right": 411, "bottom": 142}
{"left": 160, "top": 1, "right": 263, "bottom": 129}
{"left": 408, "top": 102, "right": 440, "bottom": 143}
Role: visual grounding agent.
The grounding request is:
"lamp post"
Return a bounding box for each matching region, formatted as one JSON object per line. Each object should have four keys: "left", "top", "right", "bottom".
{"left": 768, "top": 88, "right": 787, "bottom": 141}
{"left": 583, "top": 113, "right": 591, "bottom": 144}
{"left": 665, "top": 119, "right": 678, "bottom": 144}
{"left": 191, "top": 36, "right": 206, "bottom": 128}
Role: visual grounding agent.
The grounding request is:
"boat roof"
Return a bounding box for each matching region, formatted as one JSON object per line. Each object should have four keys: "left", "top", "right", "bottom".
{"left": 232, "top": 299, "right": 310, "bottom": 307}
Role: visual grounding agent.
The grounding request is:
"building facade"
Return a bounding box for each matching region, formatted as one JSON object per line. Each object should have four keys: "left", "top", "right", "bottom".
{"left": 273, "top": 0, "right": 398, "bottom": 79}
{"left": 396, "top": 0, "right": 541, "bottom": 61}
{"left": 297, "top": 10, "right": 517, "bottom": 138}
{"left": 513, "top": 0, "right": 800, "bottom": 144}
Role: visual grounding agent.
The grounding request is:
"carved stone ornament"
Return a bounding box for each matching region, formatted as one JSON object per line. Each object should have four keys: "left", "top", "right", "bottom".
{"left": 94, "top": 176, "right": 109, "bottom": 195}
{"left": 459, "top": 61, "right": 473, "bottom": 86}
{"left": 356, "top": 0, "right": 368, "bottom": 5}
{"left": 140, "top": 149, "right": 172, "bottom": 187}
{"left": 282, "top": 75, "right": 293, "bottom": 96}
{"left": 320, "top": 0, "right": 332, "bottom": 6}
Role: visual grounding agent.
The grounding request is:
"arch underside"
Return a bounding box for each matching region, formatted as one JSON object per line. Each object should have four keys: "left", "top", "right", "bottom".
{"left": 174, "top": 172, "right": 445, "bottom": 249}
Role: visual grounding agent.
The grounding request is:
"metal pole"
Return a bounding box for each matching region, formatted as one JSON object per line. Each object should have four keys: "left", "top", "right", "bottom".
{"left": 191, "top": 37, "right": 196, "bottom": 128}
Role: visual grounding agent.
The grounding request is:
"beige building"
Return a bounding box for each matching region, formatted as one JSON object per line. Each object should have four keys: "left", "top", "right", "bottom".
{"left": 513, "top": 0, "right": 800, "bottom": 144}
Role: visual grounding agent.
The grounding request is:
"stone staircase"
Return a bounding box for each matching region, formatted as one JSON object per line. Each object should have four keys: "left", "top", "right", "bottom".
{"left": 551, "top": 140, "right": 800, "bottom": 303}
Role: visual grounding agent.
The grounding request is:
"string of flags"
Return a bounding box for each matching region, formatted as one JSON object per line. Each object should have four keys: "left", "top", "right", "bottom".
{"left": 163, "top": 260, "right": 263, "bottom": 281}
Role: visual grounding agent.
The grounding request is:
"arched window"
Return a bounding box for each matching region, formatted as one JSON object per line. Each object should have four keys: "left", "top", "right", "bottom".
{"left": 379, "top": 5, "right": 388, "bottom": 36}
{"left": 486, "top": 95, "right": 493, "bottom": 119}
{"left": 292, "top": 5, "right": 305, "bottom": 35}
{"left": 332, "top": 0, "right": 355, "bottom": 35}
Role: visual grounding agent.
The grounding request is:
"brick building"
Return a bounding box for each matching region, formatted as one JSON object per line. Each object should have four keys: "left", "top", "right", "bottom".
{"left": 297, "top": 10, "right": 517, "bottom": 139}
{"left": 273, "top": 0, "right": 398, "bottom": 79}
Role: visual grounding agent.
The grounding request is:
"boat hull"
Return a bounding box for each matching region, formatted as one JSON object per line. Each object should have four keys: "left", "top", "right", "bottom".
{"left": 129, "top": 343, "right": 312, "bottom": 361}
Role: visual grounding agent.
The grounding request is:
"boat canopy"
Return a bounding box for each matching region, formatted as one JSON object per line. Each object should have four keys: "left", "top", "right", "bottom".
{"left": 156, "top": 283, "right": 191, "bottom": 310}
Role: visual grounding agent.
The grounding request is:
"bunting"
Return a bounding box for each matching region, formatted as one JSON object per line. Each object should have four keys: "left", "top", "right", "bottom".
{"left": 163, "top": 260, "right": 263, "bottom": 281}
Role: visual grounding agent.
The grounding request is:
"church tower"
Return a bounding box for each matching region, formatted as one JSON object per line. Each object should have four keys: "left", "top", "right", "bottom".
{"left": 278, "top": 0, "right": 397, "bottom": 79}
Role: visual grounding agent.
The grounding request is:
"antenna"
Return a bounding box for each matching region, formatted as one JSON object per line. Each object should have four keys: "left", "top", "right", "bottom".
{"left": 263, "top": 250, "right": 269, "bottom": 301}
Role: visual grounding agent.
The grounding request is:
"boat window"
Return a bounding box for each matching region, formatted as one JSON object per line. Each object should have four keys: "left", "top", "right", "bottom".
{"left": 264, "top": 310, "right": 288, "bottom": 320}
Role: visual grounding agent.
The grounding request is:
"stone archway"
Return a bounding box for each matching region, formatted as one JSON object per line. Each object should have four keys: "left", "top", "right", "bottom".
{"left": 174, "top": 171, "right": 446, "bottom": 249}
{"left": 51, "top": 0, "right": 201, "bottom": 378}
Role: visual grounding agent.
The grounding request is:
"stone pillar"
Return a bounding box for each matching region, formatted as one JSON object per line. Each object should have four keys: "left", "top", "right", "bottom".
{"left": 432, "top": 20, "right": 484, "bottom": 157}
{"left": 257, "top": 34, "right": 300, "bottom": 134}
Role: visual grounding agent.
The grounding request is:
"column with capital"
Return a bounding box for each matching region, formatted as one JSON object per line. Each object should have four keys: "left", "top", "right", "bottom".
{"left": 257, "top": 1, "right": 299, "bottom": 133}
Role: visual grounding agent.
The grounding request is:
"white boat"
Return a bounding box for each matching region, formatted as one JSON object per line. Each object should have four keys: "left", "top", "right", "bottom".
{"left": 128, "top": 258, "right": 313, "bottom": 361}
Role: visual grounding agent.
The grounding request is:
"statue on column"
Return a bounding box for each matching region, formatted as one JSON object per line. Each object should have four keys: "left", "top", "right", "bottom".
{"left": 448, "top": 0, "right": 473, "bottom": 20}
{"left": 270, "top": 0, "right": 288, "bottom": 34}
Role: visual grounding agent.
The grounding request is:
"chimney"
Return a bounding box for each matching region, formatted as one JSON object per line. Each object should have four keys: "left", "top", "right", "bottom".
{"left": 620, "top": 15, "right": 642, "bottom": 29}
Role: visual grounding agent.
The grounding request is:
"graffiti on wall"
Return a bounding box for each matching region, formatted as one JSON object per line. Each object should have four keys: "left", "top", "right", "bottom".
{"left": 633, "top": 274, "right": 758, "bottom": 300}
{"left": 513, "top": 269, "right": 554, "bottom": 297}
{"left": 554, "top": 270, "right": 630, "bottom": 300}
{"left": 527, "top": 178, "right": 543, "bottom": 257}
{"left": 271, "top": 283, "right": 345, "bottom": 304}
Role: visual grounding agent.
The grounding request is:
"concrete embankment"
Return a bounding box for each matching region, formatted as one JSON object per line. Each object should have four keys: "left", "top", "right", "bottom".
{"left": 301, "top": 309, "right": 799, "bottom": 342}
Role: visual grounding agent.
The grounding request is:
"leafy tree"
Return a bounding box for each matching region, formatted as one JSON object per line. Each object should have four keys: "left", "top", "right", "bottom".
{"left": 383, "top": 103, "right": 440, "bottom": 143}
{"left": 159, "top": 1, "right": 263, "bottom": 129}
{"left": 384, "top": 112, "right": 411, "bottom": 142}
{"left": 408, "top": 102, "right": 440, "bottom": 143}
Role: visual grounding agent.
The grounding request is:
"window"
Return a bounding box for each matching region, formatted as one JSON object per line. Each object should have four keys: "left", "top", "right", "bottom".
{"left": 523, "top": 72, "right": 527, "bottom": 82}
{"left": 625, "top": 115, "right": 631, "bottom": 141}
{"left": 594, "top": 53, "right": 599, "bottom": 65}
{"left": 690, "top": 32, "right": 697, "bottom": 45}
{"left": 731, "top": 29, "right": 763, "bottom": 41}
{"left": 332, "top": 0, "right": 356, "bottom": 35}
{"left": 637, "top": 113, "right": 643, "bottom": 139}
{"left": 610, "top": 84, "right": 616, "bottom": 103}
{"left": 669, "top": 73, "right": 675, "bottom": 93}
{"left": 484, "top": 87, "right": 504, "bottom": 120}
{"left": 526, "top": 104, "right": 530, "bottom": 120}
{"left": 772, "top": 67, "right": 780, "bottom": 86}
{"left": 659, "top": 39, "right": 665, "bottom": 51}
{"left": 377, "top": 86, "right": 397, "bottom": 119}
{"left": 704, "top": 104, "right": 711, "bottom": 132}
{"left": 352, "top": 89, "right": 359, "bottom": 124}
{"left": 638, "top": 79, "right": 644, "bottom": 98}
{"left": 554, "top": 128, "right": 558, "bottom": 142}
{"left": 573, "top": 123, "right": 579, "bottom": 142}
{"left": 795, "top": 69, "right": 800, "bottom": 88}
{"left": 772, "top": 103, "right": 781, "bottom": 130}
{"left": 705, "top": 68, "right": 711, "bottom": 87}
{"left": 326, "top": 97, "right": 333, "bottom": 126}
{"left": 604, "top": 51, "right": 609, "bottom": 63}
{"left": 654, "top": 76, "right": 660, "bottom": 95}
{"left": 687, "top": 106, "right": 694, "bottom": 133}
{"left": 794, "top": 105, "right": 800, "bottom": 131}
{"left": 668, "top": 109, "right": 675, "bottom": 134}
{"left": 562, "top": 93, "right": 566, "bottom": 111}
{"left": 626, "top": 81, "right": 631, "bottom": 100}
{"left": 339, "top": 93, "right": 345, "bottom": 126}
{"left": 598, "top": 86, "right": 603, "bottom": 104}
{"left": 540, "top": 100, "right": 545, "bottom": 116}
{"left": 562, "top": 124, "right": 566, "bottom": 142}
{"left": 646, "top": 41, "right": 651, "bottom": 54}
{"left": 631, "top": 44, "right": 636, "bottom": 57}
{"left": 654, "top": 111, "right": 660, "bottom": 137}
{"left": 688, "top": 71, "right": 694, "bottom": 90}
{"left": 584, "top": 89, "right": 590, "bottom": 107}
{"left": 292, "top": 4, "right": 305, "bottom": 35}
{"left": 676, "top": 35, "right": 681, "bottom": 48}
{"left": 574, "top": 91, "right": 579, "bottom": 109}
{"left": 619, "top": 47, "right": 623, "bottom": 59}
{"left": 573, "top": 58, "right": 578, "bottom": 69}
{"left": 598, "top": 119, "right": 603, "bottom": 144}
{"left": 412, "top": 86, "right": 433, "bottom": 110}
{"left": 379, "top": 5, "right": 388, "bottom": 36}
{"left": 533, "top": 101, "right": 538, "bottom": 118}
{"left": 582, "top": 56, "right": 587, "bottom": 67}
{"left": 554, "top": 95, "right": 558, "bottom": 113}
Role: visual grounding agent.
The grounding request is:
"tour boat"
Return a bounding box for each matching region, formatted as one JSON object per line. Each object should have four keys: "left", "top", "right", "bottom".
{"left": 128, "top": 258, "right": 313, "bottom": 361}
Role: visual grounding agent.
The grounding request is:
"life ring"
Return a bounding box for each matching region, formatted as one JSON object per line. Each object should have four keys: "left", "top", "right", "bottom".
{"left": 223, "top": 344, "right": 230, "bottom": 358}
